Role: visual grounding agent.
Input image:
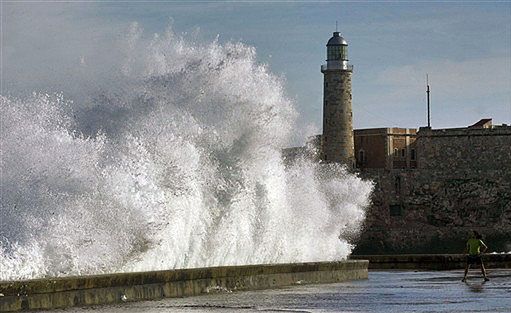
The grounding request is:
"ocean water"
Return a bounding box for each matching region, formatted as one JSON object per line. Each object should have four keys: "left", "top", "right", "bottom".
{"left": 0, "top": 26, "right": 373, "bottom": 281}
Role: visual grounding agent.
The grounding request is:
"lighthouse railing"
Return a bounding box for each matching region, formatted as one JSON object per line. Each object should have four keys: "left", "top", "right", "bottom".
{"left": 321, "top": 64, "right": 353, "bottom": 71}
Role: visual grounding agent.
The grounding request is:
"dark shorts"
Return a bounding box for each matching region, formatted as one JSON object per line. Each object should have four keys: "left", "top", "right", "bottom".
{"left": 467, "top": 255, "right": 482, "bottom": 265}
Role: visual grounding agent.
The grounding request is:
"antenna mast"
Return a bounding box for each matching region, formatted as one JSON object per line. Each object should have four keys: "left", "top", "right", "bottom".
{"left": 336, "top": 21, "right": 338, "bottom": 32}
{"left": 426, "top": 74, "right": 431, "bottom": 128}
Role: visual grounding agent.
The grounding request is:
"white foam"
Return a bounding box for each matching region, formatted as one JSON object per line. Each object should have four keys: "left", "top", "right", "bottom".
{"left": 0, "top": 27, "right": 373, "bottom": 281}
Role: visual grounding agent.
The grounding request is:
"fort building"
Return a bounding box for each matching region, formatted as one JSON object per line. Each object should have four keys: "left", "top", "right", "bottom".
{"left": 354, "top": 121, "right": 511, "bottom": 254}
{"left": 354, "top": 128, "right": 418, "bottom": 170}
{"left": 285, "top": 31, "right": 511, "bottom": 254}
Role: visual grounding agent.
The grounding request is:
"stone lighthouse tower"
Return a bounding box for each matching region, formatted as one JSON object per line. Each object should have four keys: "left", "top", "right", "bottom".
{"left": 321, "top": 31, "right": 355, "bottom": 167}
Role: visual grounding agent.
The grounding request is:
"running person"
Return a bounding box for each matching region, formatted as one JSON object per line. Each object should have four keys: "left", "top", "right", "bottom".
{"left": 462, "top": 230, "right": 489, "bottom": 282}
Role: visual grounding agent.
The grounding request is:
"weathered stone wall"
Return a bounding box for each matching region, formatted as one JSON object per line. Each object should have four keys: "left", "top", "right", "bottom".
{"left": 350, "top": 253, "right": 511, "bottom": 270}
{"left": 0, "top": 261, "right": 368, "bottom": 312}
{"left": 353, "top": 126, "right": 511, "bottom": 255}
{"left": 417, "top": 126, "right": 511, "bottom": 170}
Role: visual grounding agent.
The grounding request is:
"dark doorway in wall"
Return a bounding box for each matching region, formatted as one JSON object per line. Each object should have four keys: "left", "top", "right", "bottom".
{"left": 389, "top": 204, "right": 403, "bottom": 216}
{"left": 394, "top": 176, "right": 401, "bottom": 194}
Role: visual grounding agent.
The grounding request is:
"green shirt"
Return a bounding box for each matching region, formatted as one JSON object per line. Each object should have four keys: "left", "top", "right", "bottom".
{"left": 467, "top": 238, "right": 486, "bottom": 255}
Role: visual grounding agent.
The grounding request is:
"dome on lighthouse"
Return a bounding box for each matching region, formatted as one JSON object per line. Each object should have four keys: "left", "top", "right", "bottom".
{"left": 326, "top": 31, "right": 349, "bottom": 64}
{"left": 327, "top": 32, "right": 347, "bottom": 46}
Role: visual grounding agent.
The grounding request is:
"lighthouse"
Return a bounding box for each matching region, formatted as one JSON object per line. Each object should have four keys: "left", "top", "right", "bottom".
{"left": 321, "top": 31, "right": 355, "bottom": 167}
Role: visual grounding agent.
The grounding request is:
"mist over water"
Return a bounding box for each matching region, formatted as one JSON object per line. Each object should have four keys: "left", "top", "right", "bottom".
{"left": 0, "top": 25, "right": 373, "bottom": 281}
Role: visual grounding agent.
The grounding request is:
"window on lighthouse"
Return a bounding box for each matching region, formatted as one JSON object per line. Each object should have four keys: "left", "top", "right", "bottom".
{"left": 340, "top": 45, "right": 348, "bottom": 60}
{"left": 327, "top": 46, "right": 341, "bottom": 60}
{"left": 328, "top": 46, "right": 348, "bottom": 60}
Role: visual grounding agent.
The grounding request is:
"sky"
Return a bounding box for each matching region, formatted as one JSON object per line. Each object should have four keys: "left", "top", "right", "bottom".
{"left": 2, "top": 1, "right": 511, "bottom": 144}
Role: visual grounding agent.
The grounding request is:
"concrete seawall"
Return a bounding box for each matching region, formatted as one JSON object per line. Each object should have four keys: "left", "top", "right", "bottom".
{"left": 350, "top": 254, "right": 511, "bottom": 270}
{"left": 0, "top": 260, "right": 368, "bottom": 312}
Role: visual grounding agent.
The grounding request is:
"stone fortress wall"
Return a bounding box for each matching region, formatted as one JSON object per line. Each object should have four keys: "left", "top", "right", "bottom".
{"left": 353, "top": 125, "right": 511, "bottom": 254}
{"left": 416, "top": 126, "right": 511, "bottom": 171}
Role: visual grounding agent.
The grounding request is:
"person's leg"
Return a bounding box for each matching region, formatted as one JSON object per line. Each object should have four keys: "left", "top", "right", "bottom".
{"left": 462, "top": 262, "right": 469, "bottom": 282}
{"left": 480, "top": 261, "right": 489, "bottom": 281}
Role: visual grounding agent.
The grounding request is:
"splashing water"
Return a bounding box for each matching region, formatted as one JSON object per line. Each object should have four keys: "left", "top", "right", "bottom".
{"left": 0, "top": 26, "right": 373, "bottom": 281}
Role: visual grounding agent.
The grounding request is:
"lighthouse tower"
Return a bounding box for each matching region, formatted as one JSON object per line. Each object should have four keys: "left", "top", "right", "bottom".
{"left": 321, "top": 31, "right": 355, "bottom": 167}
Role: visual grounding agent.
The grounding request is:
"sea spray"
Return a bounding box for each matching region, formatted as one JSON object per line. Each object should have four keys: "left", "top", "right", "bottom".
{"left": 0, "top": 26, "right": 373, "bottom": 281}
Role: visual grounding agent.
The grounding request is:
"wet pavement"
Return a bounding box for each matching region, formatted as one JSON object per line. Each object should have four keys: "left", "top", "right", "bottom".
{"left": 55, "top": 269, "right": 511, "bottom": 312}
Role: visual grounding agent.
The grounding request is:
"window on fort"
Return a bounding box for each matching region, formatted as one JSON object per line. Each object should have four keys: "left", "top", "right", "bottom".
{"left": 359, "top": 150, "right": 366, "bottom": 164}
{"left": 394, "top": 176, "right": 401, "bottom": 193}
{"left": 411, "top": 149, "right": 416, "bottom": 160}
{"left": 401, "top": 148, "right": 405, "bottom": 157}
{"left": 389, "top": 204, "right": 402, "bottom": 217}
{"left": 393, "top": 148, "right": 398, "bottom": 157}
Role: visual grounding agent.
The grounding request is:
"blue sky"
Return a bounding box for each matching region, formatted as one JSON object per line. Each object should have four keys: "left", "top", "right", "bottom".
{"left": 3, "top": 1, "right": 511, "bottom": 142}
